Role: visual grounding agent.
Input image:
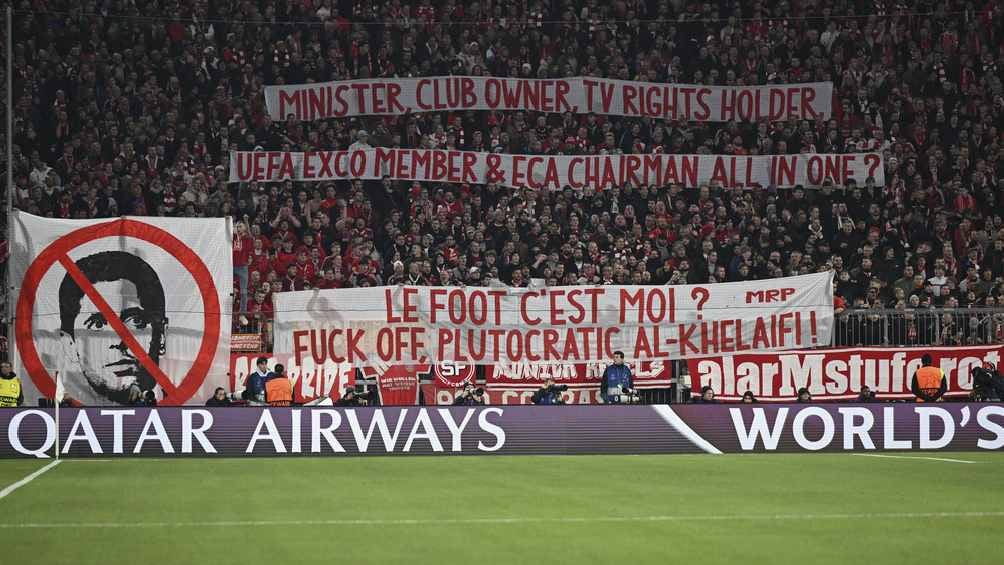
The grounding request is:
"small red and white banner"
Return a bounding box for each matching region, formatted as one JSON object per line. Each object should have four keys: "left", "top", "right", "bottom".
{"left": 231, "top": 333, "right": 263, "bottom": 352}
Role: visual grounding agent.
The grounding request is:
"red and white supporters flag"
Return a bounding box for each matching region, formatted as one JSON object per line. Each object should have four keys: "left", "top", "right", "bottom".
{"left": 686, "top": 345, "right": 1004, "bottom": 402}
{"left": 273, "top": 272, "right": 834, "bottom": 369}
{"left": 264, "top": 76, "right": 833, "bottom": 122}
{"left": 11, "top": 212, "right": 233, "bottom": 406}
{"left": 229, "top": 149, "right": 885, "bottom": 189}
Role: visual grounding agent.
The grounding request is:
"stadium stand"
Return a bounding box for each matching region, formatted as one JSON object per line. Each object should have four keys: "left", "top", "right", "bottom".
{"left": 4, "top": 0, "right": 1004, "bottom": 352}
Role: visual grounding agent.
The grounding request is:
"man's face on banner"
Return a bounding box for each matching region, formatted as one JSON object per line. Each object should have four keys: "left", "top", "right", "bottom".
{"left": 71, "top": 279, "right": 160, "bottom": 395}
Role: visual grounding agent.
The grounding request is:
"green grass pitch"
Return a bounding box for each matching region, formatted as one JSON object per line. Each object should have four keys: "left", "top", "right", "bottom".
{"left": 3, "top": 453, "right": 1003, "bottom": 564}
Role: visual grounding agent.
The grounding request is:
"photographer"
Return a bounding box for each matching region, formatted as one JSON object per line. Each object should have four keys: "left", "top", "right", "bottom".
{"left": 453, "top": 384, "right": 489, "bottom": 406}
{"left": 600, "top": 351, "right": 636, "bottom": 403}
{"left": 336, "top": 385, "right": 369, "bottom": 407}
{"left": 531, "top": 378, "right": 567, "bottom": 405}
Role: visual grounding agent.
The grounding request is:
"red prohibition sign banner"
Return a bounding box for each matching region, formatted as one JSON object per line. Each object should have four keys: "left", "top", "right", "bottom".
{"left": 15, "top": 219, "right": 222, "bottom": 405}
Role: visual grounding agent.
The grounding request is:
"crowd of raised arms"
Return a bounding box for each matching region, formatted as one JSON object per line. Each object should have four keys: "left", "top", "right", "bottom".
{"left": 4, "top": 0, "right": 1004, "bottom": 348}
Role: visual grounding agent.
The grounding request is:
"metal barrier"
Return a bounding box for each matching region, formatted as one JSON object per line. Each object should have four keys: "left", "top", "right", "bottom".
{"left": 832, "top": 308, "right": 1004, "bottom": 347}
{"left": 232, "top": 312, "right": 273, "bottom": 352}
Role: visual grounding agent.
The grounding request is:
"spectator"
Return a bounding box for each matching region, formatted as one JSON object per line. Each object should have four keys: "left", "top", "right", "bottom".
{"left": 696, "top": 386, "right": 717, "bottom": 404}
{"left": 796, "top": 388, "right": 813, "bottom": 403}
{"left": 205, "top": 387, "right": 232, "bottom": 407}
{"left": 4, "top": 0, "right": 1004, "bottom": 355}
{"left": 856, "top": 385, "right": 876, "bottom": 403}
{"left": 741, "top": 391, "right": 758, "bottom": 404}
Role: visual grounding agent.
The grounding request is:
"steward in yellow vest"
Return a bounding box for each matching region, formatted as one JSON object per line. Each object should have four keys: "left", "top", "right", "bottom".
{"left": 911, "top": 354, "right": 947, "bottom": 402}
{"left": 0, "top": 361, "right": 24, "bottom": 407}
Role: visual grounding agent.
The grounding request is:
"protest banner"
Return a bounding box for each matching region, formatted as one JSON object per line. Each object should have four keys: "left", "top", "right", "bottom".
{"left": 686, "top": 345, "right": 1003, "bottom": 402}
{"left": 229, "top": 149, "right": 884, "bottom": 189}
{"left": 11, "top": 212, "right": 232, "bottom": 407}
{"left": 264, "top": 76, "right": 833, "bottom": 122}
{"left": 272, "top": 273, "right": 834, "bottom": 369}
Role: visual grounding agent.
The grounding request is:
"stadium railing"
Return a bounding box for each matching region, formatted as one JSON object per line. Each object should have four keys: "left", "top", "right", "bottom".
{"left": 831, "top": 307, "right": 1004, "bottom": 348}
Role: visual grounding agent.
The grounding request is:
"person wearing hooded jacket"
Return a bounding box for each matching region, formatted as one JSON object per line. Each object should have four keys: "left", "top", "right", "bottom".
{"left": 600, "top": 351, "right": 634, "bottom": 403}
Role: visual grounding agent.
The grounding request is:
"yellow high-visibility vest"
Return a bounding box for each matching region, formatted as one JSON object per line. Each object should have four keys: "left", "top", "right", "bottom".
{"left": 0, "top": 376, "right": 22, "bottom": 407}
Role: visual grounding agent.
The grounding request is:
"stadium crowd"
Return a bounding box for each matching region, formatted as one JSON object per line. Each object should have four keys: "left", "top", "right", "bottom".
{"left": 5, "top": 0, "right": 1004, "bottom": 349}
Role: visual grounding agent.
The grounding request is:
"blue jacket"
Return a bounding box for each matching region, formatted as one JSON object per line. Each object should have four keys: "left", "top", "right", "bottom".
{"left": 248, "top": 371, "right": 273, "bottom": 397}
{"left": 601, "top": 364, "right": 633, "bottom": 402}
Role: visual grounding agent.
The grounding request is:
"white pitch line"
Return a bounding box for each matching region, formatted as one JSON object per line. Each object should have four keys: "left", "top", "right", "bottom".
{"left": 0, "top": 460, "right": 62, "bottom": 500}
{"left": 852, "top": 453, "right": 978, "bottom": 464}
{"left": 2, "top": 511, "right": 1003, "bottom": 529}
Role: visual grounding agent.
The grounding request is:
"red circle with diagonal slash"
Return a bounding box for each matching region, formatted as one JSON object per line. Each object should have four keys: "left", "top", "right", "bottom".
{"left": 15, "top": 219, "right": 221, "bottom": 405}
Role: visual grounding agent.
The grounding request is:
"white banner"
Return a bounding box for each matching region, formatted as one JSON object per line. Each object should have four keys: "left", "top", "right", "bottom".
{"left": 229, "top": 149, "right": 884, "bottom": 189}
{"left": 264, "top": 76, "right": 833, "bottom": 122}
{"left": 273, "top": 272, "right": 834, "bottom": 368}
{"left": 10, "top": 212, "right": 233, "bottom": 406}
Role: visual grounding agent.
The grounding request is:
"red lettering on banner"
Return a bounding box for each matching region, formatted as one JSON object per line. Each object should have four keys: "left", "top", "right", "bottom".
{"left": 429, "top": 288, "right": 447, "bottom": 323}
{"left": 841, "top": 154, "right": 855, "bottom": 184}
{"left": 694, "top": 89, "right": 712, "bottom": 120}
{"left": 350, "top": 83, "right": 370, "bottom": 113}
{"left": 234, "top": 153, "right": 252, "bottom": 181}
{"left": 386, "top": 287, "right": 419, "bottom": 323}
{"left": 623, "top": 85, "right": 639, "bottom": 115}
{"left": 583, "top": 288, "right": 603, "bottom": 323}
{"left": 555, "top": 80, "right": 572, "bottom": 112}
{"left": 598, "top": 82, "right": 615, "bottom": 113}
{"left": 302, "top": 151, "right": 317, "bottom": 179}
{"left": 526, "top": 157, "right": 544, "bottom": 189}
{"left": 785, "top": 87, "right": 800, "bottom": 119}
{"left": 801, "top": 87, "right": 817, "bottom": 118}
{"left": 520, "top": 291, "right": 542, "bottom": 325}
{"left": 679, "top": 87, "right": 696, "bottom": 118}
{"left": 582, "top": 79, "right": 598, "bottom": 112}
{"left": 511, "top": 155, "right": 528, "bottom": 187}
{"left": 543, "top": 159, "right": 560, "bottom": 188}
{"left": 278, "top": 90, "right": 301, "bottom": 120}
{"left": 487, "top": 290, "right": 506, "bottom": 325}
{"left": 374, "top": 148, "right": 395, "bottom": 178}
{"left": 568, "top": 158, "right": 584, "bottom": 188}
{"left": 461, "top": 78, "right": 476, "bottom": 107}
{"left": 746, "top": 288, "right": 796, "bottom": 303}
{"left": 416, "top": 79, "right": 432, "bottom": 110}
{"left": 462, "top": 152, "right": 477, "bottom": 183}
{"left": 710, "top": 157, "right": 729, "bottom": 186}
{"left": 386, "top": 83, "right": 405, "bottom": 113}
{"left": 317, "top": 151, "right": 335, "bottom": 177}
{"left": 772, "top": 155, "right": 797, "bottom": 186}
{"left": 292, "top": 328, "right": 367, "bottom": 366}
